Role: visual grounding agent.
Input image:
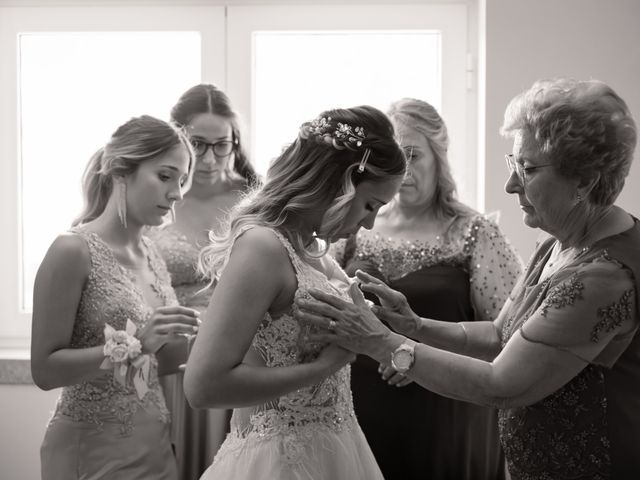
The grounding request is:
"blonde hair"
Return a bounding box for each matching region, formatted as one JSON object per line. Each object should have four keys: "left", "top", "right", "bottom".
{"left": 200, "top": 105, "right": 406, "bottom": 279}
{"left": 388, "top": 98, "right": 475, "bottom": 219}
{"left": 73, "top": 115, "right": 194, "bottom": 226}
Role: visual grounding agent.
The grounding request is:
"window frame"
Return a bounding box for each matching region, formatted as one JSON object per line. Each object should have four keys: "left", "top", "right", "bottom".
{"left": 225, "top": 3, "right": 472, "bottom": 201}
{"left": 0, "top": 4, "right": 226, "bottom": 349}
{"left": 0, "top": 2, "right": 476, "bottom": 352}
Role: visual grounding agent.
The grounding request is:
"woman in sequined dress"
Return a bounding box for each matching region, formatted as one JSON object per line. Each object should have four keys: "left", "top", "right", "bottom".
{"left": 297, "top": 79, "right": 640, "bottom": 479}
{"left": 31, "top": 116, "right": 200, "bottom": 479}
{"left": 332, "top": 98, "right": 522, "bottom": 480}
{"left": 148, "top": 84, "right": 259, "bottom": 480}
{"left": 183, "top": 105, "right": 406, "bottom": 479}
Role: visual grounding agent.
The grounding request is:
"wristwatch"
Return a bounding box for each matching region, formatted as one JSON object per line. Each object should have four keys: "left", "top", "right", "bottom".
{"left": 390, "top": 339, "right": 416, "bottom": 374}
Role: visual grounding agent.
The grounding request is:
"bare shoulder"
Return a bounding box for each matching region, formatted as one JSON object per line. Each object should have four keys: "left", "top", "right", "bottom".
{"left": 232, "top": 226, "right": 289, "bottom": 261}
{"left": 39, "top": 233, "right": 91, "bottom": 278}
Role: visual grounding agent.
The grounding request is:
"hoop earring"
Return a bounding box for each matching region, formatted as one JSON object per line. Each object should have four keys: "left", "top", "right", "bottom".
{"left": 116, "top": 182, "right": 127, "bottom": 228}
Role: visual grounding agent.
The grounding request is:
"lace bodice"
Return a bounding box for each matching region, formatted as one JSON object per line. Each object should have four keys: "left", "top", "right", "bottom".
{"left": 52, "top": 229, "right": 176, "bottom": 434}
{"left": 214, "top": 228, "right": 357, "bottom": 465}
{"left": 336, "top": 214, "right": 522, "bottom": 322}
{"left": 147, "top": 224, "right": 212, "bottom": 311}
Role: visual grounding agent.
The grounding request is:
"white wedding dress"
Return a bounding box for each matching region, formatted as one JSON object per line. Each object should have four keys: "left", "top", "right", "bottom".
{"left": 199, "top": 228, "right": 383, "bottom": 480}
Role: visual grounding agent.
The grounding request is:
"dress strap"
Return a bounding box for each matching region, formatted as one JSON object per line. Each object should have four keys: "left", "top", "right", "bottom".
{"left": 68, "top": 227, "right": 112, "bottom": 270}
{"left": 264, "top": 228, "right": 314, "bottom": 291}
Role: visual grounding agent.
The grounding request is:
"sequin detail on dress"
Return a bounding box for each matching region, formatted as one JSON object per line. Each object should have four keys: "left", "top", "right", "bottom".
{"left": 50, "top": 229, "right": 175, "bottom": 435}
{"left": 352, "top": 214, "right": 521, "bottom": 321}
{"left": 539, "top": 273, "right": 584, "bottom": 317}
{"left": 592, "top": 289, "right": 633, "bottom": 342}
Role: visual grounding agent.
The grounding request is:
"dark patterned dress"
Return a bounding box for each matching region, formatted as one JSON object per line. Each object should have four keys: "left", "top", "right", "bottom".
{"left": 497, "top": 218, "right": 640, "bottom": 480}
{"left": 40, "top": 229, "right": 178, "bottom": 479}
{"left": 335, "top": 214, "right": 522, "bottom": 480}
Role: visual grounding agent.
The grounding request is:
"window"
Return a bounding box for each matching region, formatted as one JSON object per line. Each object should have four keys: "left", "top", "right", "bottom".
{"left": 0, "top": 5, "right": 225, "bottom": 347}
{"left": 253, "top": 30, "right": 441, "bottom": 175}
{"left": 0, "top": 3, "right": 472, "bottom": 349}
{"left": 226, "top": 3, "right": 471, "bottom": 201}
{"left": 20, "top": 31, "right": 201, "bottom": 312}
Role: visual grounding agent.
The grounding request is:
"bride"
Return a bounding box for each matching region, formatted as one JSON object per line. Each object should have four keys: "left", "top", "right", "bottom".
{"left": 183, "top": 105, "right": 406, "bottom": 479}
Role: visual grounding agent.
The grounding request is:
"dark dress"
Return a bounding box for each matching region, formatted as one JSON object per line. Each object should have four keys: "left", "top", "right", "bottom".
{"left": 497, "top": 217, "right": 640, "bottom": 479}
{"left": 337, "top": 214, "right": 522, "bottom": 480}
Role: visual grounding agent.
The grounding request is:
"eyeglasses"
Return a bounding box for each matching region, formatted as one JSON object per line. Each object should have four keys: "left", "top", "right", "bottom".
{"left": 191, "top": 139, "right": 236, "bottom": 158}
{"left": 505, "top": 154, "right": 554, "bottom": 184}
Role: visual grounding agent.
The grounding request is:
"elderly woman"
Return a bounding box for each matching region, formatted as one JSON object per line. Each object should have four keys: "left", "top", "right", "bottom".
{"left": 295, "top": 78, "right": 640, "bottom": 479}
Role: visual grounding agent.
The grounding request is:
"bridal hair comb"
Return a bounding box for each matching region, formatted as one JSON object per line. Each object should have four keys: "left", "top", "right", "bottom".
{"left": 299, "top": 116, "right": 371, "bottom": 173}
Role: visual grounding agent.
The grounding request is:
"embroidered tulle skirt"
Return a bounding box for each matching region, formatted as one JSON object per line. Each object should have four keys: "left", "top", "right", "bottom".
{"left": 40, "top": 409, "right": 177, "bottom": 480}
{"left": 200, "top": 414, "right": 383, "bottom": 480}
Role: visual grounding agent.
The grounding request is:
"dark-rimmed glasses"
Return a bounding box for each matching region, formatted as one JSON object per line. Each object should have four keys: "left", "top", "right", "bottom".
{"left": 191, "top": 138, "right": 236, "bottom": 158}
{"left": 505, "top": 154, "right": 554, "bottom": 184}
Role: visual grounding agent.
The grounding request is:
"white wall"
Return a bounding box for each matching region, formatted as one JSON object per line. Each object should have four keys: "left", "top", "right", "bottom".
{"left": 0, "top": 386, "right": 59, "bottom": 480}
{"left": 483, "top": 0, "right": 640, "bottom": 262}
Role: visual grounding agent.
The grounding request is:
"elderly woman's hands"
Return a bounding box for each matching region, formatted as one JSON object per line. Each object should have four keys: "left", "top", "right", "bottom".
{"left": 294, "top": 281, "right": 393, "bottom": 358}
{"left": 354, "top": 270, "right": 421, "bottom": 338}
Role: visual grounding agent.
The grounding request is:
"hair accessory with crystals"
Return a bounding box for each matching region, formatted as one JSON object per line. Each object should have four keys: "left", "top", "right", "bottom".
{"left": 299, "top": 116, "right": 371, "bottom": 172}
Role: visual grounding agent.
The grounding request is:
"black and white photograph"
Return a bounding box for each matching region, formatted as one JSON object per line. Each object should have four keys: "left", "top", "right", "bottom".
{"left": 0, "top": 0, "right": 638, "bottom": 479}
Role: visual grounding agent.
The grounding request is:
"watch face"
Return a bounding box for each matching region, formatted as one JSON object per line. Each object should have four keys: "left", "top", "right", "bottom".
{"left": 393, "top": 350, "right": 413, "bottom": 370}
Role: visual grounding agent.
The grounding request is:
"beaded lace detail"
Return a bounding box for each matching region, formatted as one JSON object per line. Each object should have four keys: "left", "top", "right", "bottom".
{"left": 346, "top": 214, "right": 522, "bottom": 322}
{"left": 212, "top": 228, "right": 357, "bottom": 466}
{"left": 497, "top": 247, "right": 639, "bottom": 479}
{"left": 147, "top": 224, "right": 212, "bottom": 310}
{"left": 51, "top": 229, "right": 175, "bottom": 435}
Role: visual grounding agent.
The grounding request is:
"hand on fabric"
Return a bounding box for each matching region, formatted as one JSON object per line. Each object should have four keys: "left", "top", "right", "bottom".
{"left": 294, "top": 282, "right": 392, "bottom": 357}
{"left": 137, "top": 305, "right": 201, "bottom": 354}
{"left": 378, "top": 363, "right": 413, "bottom": 387}
{"left": 354, "top": 270, "right": 421, "bottom": 337}
{"left": 344, "top": 258, "right": 387, "bottom": 284}
{"left": 315, "top": 343, "right": 357, "bottom": 373}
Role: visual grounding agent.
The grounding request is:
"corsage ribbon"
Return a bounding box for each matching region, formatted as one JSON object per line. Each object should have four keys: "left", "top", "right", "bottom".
{"left": 100, "top": 319, "right": 150, "bottom": 399}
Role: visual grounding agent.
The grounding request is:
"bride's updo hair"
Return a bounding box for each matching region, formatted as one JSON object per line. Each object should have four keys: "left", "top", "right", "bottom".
{"left": 200, "top": 105, "right": 406, "bottom": 279}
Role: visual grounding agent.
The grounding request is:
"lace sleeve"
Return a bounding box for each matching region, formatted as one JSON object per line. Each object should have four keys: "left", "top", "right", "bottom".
{"left": 469, "top": 215, "right": 524, "bottom": 322}
{"left": 520, "top": 256, "right": 638, "bottom": 366}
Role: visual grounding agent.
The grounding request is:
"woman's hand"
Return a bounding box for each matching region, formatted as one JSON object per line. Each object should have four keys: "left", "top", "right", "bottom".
{"left": 137, "top": 305, "right": 201, "bottom": 354}
{"left": 315, "top": 344, "right": 356, "bottom": 374}
{"left": 344, "top": 259, "right": 387, "bottom": 283}
{"left": 355, "top": 270, "right": 421, "bottom": 338}
{"left": 378, "top": 364, "right": 413, "bottom": 387}
{"left": 294, "top": 282, "right": 392, "bottom": 357}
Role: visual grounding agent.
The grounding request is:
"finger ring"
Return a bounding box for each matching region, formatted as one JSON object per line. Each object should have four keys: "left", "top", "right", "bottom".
{"left": 328, "top": 320, "right": 337, "bottom": 331}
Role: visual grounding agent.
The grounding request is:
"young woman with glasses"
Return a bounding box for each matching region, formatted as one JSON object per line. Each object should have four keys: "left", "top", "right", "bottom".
{"left": 147, "top": 84, "right": 259, "bottom": 480}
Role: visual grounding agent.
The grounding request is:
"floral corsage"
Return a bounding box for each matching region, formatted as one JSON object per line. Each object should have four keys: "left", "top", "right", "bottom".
{"left": 100, "top": 319, "right": 150, "bottom": 399}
